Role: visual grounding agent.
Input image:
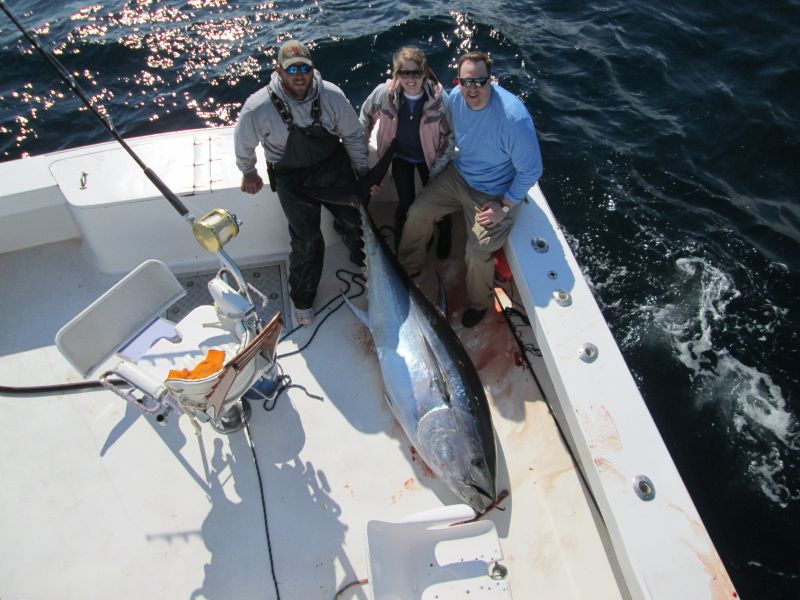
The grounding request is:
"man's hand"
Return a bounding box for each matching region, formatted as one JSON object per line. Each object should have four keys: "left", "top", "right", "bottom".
{"left": 241, "top": 172, "right": 264, "bottom": 194}
{"left": 476, "top": 200, "right": 508, "bottom": 229}
{"left": 369, "top": 184, "right": 381, "bottom": 199}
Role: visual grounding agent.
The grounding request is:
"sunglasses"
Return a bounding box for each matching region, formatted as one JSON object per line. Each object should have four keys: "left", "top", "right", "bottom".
{"left": 458, "top": 77, "right": 490, "bottom": 88}
{"left": 285, "top": 64, "right": 313, "bottom": 75}
{"left": 397, "top": 69, "right": 423, "bottom": 78}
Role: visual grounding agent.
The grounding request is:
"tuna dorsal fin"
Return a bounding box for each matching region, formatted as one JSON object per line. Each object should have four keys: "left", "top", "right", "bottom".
{"left": 420, "top": 333, "right": 451, "bottom": 406}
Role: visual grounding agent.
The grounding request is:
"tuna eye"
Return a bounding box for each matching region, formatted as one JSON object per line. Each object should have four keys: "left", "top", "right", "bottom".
{"left": 471, "top": 458, "right": 484, "bottom": 467}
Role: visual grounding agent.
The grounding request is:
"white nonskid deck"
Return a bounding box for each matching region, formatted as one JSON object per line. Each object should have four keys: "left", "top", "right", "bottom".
{"left": 0, "top": 235, "right": 621, "bottom": 599}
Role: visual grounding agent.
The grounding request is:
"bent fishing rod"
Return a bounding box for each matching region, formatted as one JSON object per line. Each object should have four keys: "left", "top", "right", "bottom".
{"left": 0, "top": 0, "right": 189, "bottom": 218}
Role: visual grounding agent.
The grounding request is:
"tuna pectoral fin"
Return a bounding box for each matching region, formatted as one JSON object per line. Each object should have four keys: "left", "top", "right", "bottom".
{"left": 421, "top": 334, "right": 451, "bottom": 406}
{"left": 341, "top": 292, "right": 370, "bottom": 328}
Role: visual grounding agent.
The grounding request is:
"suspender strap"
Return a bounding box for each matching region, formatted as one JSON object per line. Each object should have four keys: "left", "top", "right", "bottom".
{"left": 267, "top": 87, "right": 323, "bottom": 130}
{"left": 310, "top": 96, "right": 321, "bottom": 125}
{"left": 267, "top": 87, "right": 296, "bottom": 130}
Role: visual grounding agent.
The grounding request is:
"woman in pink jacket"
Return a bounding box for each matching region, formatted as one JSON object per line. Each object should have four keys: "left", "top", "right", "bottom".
{"left": 360, "top": 47, "right": 455, "bottom": 257}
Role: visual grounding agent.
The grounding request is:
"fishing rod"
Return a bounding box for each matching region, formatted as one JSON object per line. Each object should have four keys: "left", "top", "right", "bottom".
{"left": 1, "top": 0, "right": 254, "bottom": 298}
{"left": 0, "top": 0, "right": 190, "bottom": 219}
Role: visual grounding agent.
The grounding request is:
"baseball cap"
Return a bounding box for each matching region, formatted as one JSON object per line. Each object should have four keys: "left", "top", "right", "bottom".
{"left": 277, "top": 40, "right": 313, "bottom": 69}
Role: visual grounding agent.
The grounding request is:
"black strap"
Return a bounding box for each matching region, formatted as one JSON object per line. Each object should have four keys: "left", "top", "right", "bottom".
{"left": 310, "top": 96, "right": 321, "bottom": 125}
{"left": 267, "top": 161, "right": 277, "bottom": 192}
{"left": 267, "top": 87, "right": 295, "bottom": 131}
{"left": 267, "top": 87, "right": 322, "bottom": 130}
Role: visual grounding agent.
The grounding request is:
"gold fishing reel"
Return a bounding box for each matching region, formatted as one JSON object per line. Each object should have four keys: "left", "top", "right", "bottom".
{"left": 192, "top": 208, "right": 241, "bottom": 253}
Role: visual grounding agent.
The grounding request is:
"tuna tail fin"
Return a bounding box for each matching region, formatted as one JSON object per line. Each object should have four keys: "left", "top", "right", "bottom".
{"left": 296, "top": 186, "right": 358, "bottom": 207}
{"left": 354, "top": 140, "right": 396, "bottom": 204}
{"left": 298, "top": 141, "right": 396, "bottom": 207}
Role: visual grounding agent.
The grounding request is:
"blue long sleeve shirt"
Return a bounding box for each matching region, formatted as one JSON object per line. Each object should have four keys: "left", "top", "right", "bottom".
{"left": 448, "top": 84, "right": 543, "bottom": 204}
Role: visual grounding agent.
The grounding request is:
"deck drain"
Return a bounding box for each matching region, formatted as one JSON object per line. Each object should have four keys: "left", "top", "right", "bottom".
{"left": 554, "top": 289, "right": 572, "bottom": 307}
{"left": 578, "top": 343, "right": 598, "bottom": 363}
{"left": 531, "top": 237, "right": 549, "bottom": 253}
{"left": 633, "top": 475, "right": 656, "bottom": 501}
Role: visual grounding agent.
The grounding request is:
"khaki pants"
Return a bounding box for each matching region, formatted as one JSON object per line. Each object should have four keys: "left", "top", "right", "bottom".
{"left": 397, "top": 163, "right": 517, "bottom": 311}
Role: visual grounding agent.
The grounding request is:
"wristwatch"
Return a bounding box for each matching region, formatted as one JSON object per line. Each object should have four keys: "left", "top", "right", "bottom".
{"left": 499, "top": 202, "right": 510, "bottom": 213}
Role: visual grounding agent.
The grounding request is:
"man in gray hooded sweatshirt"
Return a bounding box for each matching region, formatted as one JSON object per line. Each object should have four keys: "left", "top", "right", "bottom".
{"left": 234, "top": 40, "right": 369, "bottom": 326}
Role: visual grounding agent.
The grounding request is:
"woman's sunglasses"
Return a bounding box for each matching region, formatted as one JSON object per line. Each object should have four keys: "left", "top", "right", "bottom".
{"left": 397, "top": 69, "right": 423, "bottom": 78}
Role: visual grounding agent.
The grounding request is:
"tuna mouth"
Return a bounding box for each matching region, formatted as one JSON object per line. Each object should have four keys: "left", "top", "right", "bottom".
{"left": 470, "top": 483, "right": 495, "bottom": 502}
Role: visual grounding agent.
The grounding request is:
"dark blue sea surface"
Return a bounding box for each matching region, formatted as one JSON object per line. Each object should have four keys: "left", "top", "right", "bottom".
{"left": 1, "top": 1, "right": 798, "bottom": 597}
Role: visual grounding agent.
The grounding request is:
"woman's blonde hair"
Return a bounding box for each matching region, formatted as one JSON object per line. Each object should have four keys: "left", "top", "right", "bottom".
{"left": 392, "top": 46, "right": 432, "bottom": 80}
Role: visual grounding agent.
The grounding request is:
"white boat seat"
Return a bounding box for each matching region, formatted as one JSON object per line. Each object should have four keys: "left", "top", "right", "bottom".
{"left": 365, "top": 504, "right": 512, "bottom": 600}
{"left": 143, "top": 307, "right": 282, "bottom": 419}
{"left": 137, "top": 304, "right": 248, "bottom": 409}
{"left": 55, "top": 258, "right": 282, "bottom": 429}
{"left": 56, "top": 259, "right": 186, "bottom": 378}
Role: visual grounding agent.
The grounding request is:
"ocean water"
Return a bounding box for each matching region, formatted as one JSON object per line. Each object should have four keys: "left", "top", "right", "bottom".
{"left": 1, "top": 1, "right": 798, "bottom": 597}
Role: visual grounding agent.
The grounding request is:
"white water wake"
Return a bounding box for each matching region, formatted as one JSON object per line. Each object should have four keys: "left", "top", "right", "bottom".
{"left": 656, "top": 257, "right": 798, "bottom": 507}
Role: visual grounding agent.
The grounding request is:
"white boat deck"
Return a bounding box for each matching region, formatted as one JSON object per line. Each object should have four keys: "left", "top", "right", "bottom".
{"left": 0, "top": 234, "right": 620, "bottom": 599}
{"left": 0, "top": 126, "right": 737, "bottom": 599}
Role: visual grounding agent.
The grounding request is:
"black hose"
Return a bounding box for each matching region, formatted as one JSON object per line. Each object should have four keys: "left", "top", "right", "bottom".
{"left": 0, "top": 269, "right": 364, "bottom": 395}
{"left": 277, "top": 268, "right": 366, "bottom": 359}
{"left": 0, "top": 379, "right": 125, "bottom": 396}
{"left": 243, "top": 423, "right": 282, "bottom": 600}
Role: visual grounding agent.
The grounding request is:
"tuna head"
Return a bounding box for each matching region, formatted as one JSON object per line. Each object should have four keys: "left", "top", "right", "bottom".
{"left": 416, "top": 404, "right": 497, "bottom": 512}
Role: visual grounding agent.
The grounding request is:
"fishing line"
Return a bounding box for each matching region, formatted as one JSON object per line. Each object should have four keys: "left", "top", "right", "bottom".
{"left": 243, "top": 422, "right": 282, "bottom": 600}
{"left": 493, "top": 286, "right": 545, "bottom": 395}
{"left": 277, "top": 268, "right": 366, "bottom": 359}
{"left": 243, "top": 269, "right": 366, "bottom": 600}
{"left": 0, "top": 0, "right": 190, "bottom": 218}
{"left": 260, "top": 361, "right": 323, "bottom": 412}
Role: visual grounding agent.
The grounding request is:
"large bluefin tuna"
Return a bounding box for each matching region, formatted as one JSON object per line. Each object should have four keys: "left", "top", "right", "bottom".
{"left": 307, "top": 149, "right": 497, "bottom": 511}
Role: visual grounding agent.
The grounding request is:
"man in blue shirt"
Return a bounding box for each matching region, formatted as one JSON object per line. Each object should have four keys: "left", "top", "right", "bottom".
{"left": 397, "top": 51, "right": 543, "bottom": 327}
